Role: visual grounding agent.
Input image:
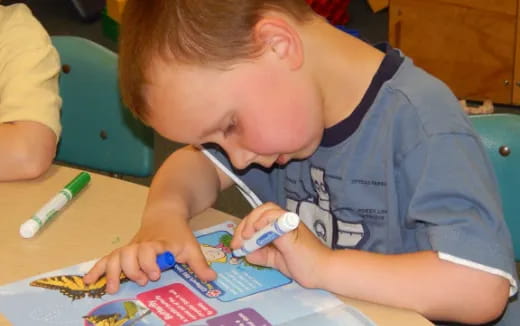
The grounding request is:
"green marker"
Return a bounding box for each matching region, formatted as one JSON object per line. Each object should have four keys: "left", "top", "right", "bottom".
{"left": 19, "top": 172, "right": 91, "bottom": 238}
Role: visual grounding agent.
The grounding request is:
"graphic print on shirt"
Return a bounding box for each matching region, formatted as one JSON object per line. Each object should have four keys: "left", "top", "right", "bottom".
{"left": 286, "top": 167, "right": 366, "bottom": 248}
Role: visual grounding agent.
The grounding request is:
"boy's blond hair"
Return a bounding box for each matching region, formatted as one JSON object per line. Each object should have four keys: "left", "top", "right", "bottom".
{"left": 119, "top": 0, "right": 315, "bottom": 121}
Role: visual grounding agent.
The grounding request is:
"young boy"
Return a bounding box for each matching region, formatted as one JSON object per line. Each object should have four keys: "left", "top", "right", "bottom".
{"left": 84, "top": 1, "right": 518, "bottom": 324}
{"left": 0, "top": 3, "right": 61, "bottom": 180}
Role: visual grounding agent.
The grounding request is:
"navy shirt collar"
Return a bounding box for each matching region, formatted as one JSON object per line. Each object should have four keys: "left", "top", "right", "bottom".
{"left": 320, "top": 43, "right": 404, "bottom": 147}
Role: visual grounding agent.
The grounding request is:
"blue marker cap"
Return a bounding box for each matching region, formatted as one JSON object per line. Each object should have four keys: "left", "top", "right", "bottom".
{"left": 156, "top": 251, "right": 176, "bottom": 271}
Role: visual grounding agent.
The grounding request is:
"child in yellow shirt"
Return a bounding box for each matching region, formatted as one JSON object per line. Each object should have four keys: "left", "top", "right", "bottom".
{"left": 0, "top": 3, "right": 61, "bottom": 180}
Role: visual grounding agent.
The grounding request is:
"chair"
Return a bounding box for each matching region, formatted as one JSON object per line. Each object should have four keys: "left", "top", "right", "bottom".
{"left": 469, "top": 113, "right": 520, "bottom": 260}
{"left": 51, "top": 36, "right": 154, "bottom": 177}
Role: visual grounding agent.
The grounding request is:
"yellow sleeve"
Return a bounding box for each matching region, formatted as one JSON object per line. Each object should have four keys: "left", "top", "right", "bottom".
{"left": 0, "top": 4, "right": 62, "bottom": 140}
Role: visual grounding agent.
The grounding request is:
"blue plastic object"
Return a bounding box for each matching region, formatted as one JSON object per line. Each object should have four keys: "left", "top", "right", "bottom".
{"left": 469, "top": 114, "right": 520, "bottom": 260}
{"left": 51, "top": 36, "right": 154, "bottom": 177}
{"left": 156, "top": 251, "right": 176, "bottom": 271}
{"left": 334, "top": 25, "right": 361, "bottom": 38}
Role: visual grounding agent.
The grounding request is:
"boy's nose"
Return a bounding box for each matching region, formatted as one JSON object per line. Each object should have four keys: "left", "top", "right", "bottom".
{"left": 228, "top": 148, "right": 256, "bottom": 170}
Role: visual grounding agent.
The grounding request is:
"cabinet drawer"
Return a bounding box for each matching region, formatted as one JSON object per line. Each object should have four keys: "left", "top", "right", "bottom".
{"left": 389, "top": 0, "right": 516, "bottom": 104}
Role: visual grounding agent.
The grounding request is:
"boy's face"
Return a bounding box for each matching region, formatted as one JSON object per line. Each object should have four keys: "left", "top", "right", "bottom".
{"left": 145, "top": 50, "right": 324, "bottom": 169}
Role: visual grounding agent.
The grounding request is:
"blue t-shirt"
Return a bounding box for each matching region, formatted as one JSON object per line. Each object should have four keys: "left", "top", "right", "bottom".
{"left": 204, "top": 45, "right": 519, "bottom": 325}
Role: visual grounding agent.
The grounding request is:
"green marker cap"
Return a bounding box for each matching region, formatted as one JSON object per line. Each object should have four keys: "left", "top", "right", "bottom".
{"left": 64, "top": 172, "right": 91, "bottom": 197}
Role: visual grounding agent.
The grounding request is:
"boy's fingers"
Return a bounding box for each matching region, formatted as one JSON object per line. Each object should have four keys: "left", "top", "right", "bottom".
{"left": 105, "top": 253, "right": 125, "bottom": 293}
{"left": 252, "top": 208, "right": 286, "bottom": 231}
{"left": 138, "top": 243, "right": 165, "bottom": 281}
{"left": 231, "top": 214, "right": 260, "bottom": 248}
{"left": 248, "top": 246, "right": 291, "bottom": 277}
{"left": 119, "top": 248, "right": 148, "bottom": 286}
{"left": 230, "top": 220, "right": 247, "bottom": 249}
{"left": 247, "top": 247, "right": 280, "bottom": 270}
{"left": 231, "top": 204, "right": 288, "bottom": 249}
{"left": 238, "top": 203, "right": 281, "bottom": 240}
{"left": 83, "top": 258, "right": 108, "bottom": 284}
{"left": 241, "top": 213, "right": 261, "bottom": 238}
{"left": 244, "top": 248, "right": 267, "bottom": 266}
{"left": 187, "top": 250, "right": 217, "bottom": 282}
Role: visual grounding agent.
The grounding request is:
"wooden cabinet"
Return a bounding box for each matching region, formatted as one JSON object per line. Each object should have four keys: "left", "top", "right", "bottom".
{"left": 389, "top": 0, "right": 520, "bottom": 105}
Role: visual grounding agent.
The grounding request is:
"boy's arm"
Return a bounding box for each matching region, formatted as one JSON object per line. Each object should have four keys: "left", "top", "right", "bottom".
{"left": 86, "top": 145, "right": 235, "bottom": 291}
{"left": 318, "top": 130, "right": 513, "bottom": 324}
{"left": 0, "top": 121, "right": 56, "bottom": 180}
{"left": 138, "top": 145, "right": 234, "bottom": 282}
{"left": 320, "top": 249, "right": 509, "bottom": 324}
{"left": 238, "top": 208, "right": 510, "bottom": 324}
{"left": 141, "top": 145, "right": 234, "bottom": 225}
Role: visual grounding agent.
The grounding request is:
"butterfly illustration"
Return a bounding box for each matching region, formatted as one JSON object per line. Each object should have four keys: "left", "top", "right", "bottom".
{"left": 30, "top": 273, "right": 129, "bottom": 300}
{"left": 83, "top": 313, "right": 129, "bottom": 326}
{"left": 83, "top": 301, "right": 151, "bottom": 326}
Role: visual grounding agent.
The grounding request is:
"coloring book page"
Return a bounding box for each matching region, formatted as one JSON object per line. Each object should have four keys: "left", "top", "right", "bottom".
{"left": 0, "top": 221, "right": 376, "bottom": 326}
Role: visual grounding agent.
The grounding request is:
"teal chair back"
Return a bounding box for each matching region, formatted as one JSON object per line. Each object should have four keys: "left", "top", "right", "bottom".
{"left": 51, "top": 36, "right": 154, "bottom": 177}
{"left": 470, "top": 113, "right": 520, "bottom": 260}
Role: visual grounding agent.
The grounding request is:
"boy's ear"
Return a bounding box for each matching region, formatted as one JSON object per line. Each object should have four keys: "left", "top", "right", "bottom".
{"left": 254, "top": 17, "right": 303, "bottom": 70}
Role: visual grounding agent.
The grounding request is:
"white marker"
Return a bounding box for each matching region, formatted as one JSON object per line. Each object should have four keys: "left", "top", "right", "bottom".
{"left": 19, "top": 172, "right": 91, "bottom": 238}
{"left": 233, "top": 212, "right": 300, "bottom": 257}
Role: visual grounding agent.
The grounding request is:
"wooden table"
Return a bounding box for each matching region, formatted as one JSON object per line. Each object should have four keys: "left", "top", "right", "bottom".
{"left": 0, "top": 165, "right": 433, "bottom": 326}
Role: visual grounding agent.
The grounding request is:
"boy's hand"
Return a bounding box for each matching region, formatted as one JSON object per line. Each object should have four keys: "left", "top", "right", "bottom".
{"left": 231, "top": 203, "right": 331, "bottom": 288}
{"left": 83, "top": 219, "right": 216, "bottom": 293}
